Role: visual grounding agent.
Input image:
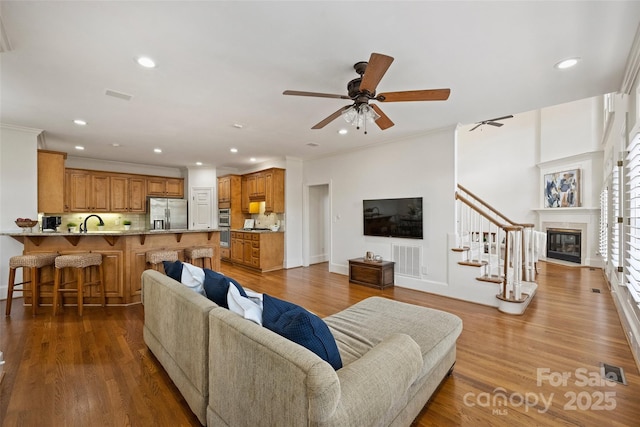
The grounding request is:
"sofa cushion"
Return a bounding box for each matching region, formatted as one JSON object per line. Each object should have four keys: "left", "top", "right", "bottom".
{"left": 262, "top": 294, "right": 342, "bottom": 370}
{"left": 202, "top": 269, "right": 247, "bottom": 309}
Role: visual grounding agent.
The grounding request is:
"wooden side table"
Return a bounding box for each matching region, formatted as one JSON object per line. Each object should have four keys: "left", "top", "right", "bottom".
{"left": 348, "top": 258, "right": 395, "bottom": 289}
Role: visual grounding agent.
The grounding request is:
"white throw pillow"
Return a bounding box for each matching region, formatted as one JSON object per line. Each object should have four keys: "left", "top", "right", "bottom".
{"left": 227, "top": 285, "right": 263, "bottom": 325}
{"left": 180, "top": 262, "right": 206, "bottom": 295}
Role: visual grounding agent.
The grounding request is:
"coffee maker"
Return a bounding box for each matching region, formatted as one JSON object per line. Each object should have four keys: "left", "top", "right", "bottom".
{"left": 42, "top": 215, "right": 61, "bottom": 232}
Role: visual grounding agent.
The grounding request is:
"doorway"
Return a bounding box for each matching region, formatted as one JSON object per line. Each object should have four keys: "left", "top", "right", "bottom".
{"left": 306, "top": 184, "right": 330, "bottom": 267}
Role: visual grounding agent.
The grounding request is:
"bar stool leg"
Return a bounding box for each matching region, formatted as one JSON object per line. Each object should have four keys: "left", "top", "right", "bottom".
{"left": 99, "top": 263, "right": 106, "bottom": 307}
{"left": 77, "top": 267, "right": 85, "bottom": 316}
{"left": 6, "top": 267, "right": 16, "bottom": 316}
{"left": 53, "top": 267, "right": 62, "bottom": 315}
{"left": 30, "top": 265, "right": 39, "bottom": 316}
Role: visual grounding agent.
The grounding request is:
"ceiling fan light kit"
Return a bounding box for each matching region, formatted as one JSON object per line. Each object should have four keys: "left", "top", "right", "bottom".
{"left": 283, "top": 52, "right": 450, "bottom": 133}
{"left": 342, "top": 104, "right": 380, "bottom": 134}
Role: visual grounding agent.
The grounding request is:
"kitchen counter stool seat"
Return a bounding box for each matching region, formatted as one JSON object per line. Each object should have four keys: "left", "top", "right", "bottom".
{"left": 146, "top": 249, "right": 179, "bottom": 272}
{"left": 6, "top": 252, "right": 58, "bottom": 316}
{"left": 53, "top": 252, "right": 105, "bottom": 316}
{"left": 184, "top": 246, "right": 214, "bottom": 269}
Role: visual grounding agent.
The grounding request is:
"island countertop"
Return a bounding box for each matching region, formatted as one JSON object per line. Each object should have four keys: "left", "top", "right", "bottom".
{"left": 1, "top": 228, "right": 219, "bottom": 237}
{"left": 3, "top": 228, "right": 221, "bottom": 307}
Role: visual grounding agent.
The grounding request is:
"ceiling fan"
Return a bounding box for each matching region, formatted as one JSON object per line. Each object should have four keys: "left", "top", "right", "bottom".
{"left": 469, "top": 115, "right": 514, "bottom": 132}
{"left": 283, "top": 53, "right": 450, "bottom": 133}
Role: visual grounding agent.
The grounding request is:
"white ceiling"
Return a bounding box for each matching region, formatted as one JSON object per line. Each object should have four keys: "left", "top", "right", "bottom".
{"left": 1, "top": 1, "right": 639, "bottom": 170}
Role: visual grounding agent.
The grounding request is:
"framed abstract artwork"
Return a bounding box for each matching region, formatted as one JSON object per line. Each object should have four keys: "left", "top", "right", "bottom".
{"left": 544, "top": 169, "right": 580, "bottom": 208}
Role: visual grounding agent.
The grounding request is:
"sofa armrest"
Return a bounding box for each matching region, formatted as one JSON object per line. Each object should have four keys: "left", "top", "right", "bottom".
{"left": 333, "top": 333, "right": 423, "bottom": 425}
{"left": 142, "top": 269, "right": 217, "bottom": 395}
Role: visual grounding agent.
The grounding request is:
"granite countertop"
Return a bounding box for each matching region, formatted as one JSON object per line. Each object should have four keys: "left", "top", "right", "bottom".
{"left": 230, "top": 228, "right": 283, "bottom": 234}
{"left": 0, "top": 228, "right": 220, "bottom": 237}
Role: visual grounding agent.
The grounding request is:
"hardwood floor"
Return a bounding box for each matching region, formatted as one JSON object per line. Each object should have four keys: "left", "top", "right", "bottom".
{"left": 1, "top": 261, "right": 638, "bottom": 426}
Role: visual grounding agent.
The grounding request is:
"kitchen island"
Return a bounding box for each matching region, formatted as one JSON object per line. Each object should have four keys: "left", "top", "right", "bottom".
{"left": 3, "top": 229, "right": 220, "bottom": 307}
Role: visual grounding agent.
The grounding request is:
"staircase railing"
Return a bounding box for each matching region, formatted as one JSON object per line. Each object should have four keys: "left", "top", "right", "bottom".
{"left": 455, "top": 184, "right": 537, "bottom": 301}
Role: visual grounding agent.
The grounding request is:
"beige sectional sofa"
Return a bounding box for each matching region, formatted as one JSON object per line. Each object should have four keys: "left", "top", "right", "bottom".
{"left": 141, "top": 269, "right": 463, "bottom": 426}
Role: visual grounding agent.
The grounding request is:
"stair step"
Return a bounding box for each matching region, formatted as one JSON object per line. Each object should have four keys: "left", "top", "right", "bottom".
{"left": 458, "top": 260, "right": 487, "bottom": 267}
{"left": 476, "top": 275, "right": 503, "bottom": 284}
{"left": 451, "top": 246, "right": 470, "bottom": 252}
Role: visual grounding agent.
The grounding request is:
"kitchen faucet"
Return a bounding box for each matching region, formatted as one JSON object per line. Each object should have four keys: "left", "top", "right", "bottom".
{"left": 80, "top": 214, "right": 105, "bottom": 233}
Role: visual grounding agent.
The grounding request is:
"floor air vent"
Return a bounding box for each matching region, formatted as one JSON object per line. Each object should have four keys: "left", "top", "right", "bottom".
{"left": 601, "top": 362, "right": 627, "bottom": 385}
{"left": 392, "top": 244, "right": 421, "bottom": 278}
{"left": 592, "top": 288, "right": 601, "bottom": 293}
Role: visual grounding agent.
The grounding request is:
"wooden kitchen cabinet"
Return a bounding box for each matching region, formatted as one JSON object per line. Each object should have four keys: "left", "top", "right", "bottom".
{"left": 218, "top": 176, "right": 231, "bottom": 206}
{"left": 110, "top": 175, "right": 147, "bottom": 213}
{"left": 263, "top": 168, "right": 285, "bottom": 213}
{"left": 147, "top": 177, "right": 184, "bottom": 198}
{"left": 241, "top": 176, "right": 250, "bottom": 213}
{"left": 229, "top": 231, "right": 284, "bottom": 272}
{"left": 240, "top": 168, "right": 285, "bottom": 213}
{"left": 37, "top": 150, "right": 67, "bottom": 213}
{"left": 66, "top": 169, "right": 110, "bottom": 212}
{"left": 230, "top": 231, "right": 245, "bottom": 263}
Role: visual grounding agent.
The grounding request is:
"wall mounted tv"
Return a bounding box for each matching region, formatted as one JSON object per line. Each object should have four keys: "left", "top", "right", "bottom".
{"left": 363, "top": 197, "right": 423, "bottom": 239}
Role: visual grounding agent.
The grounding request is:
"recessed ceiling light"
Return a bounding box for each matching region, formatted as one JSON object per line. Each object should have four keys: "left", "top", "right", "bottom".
{"left": 338, "top": 129, "right": 348, "bottom": 135}
{"left": 554, "top": 57, "right": 580, "bottom": 69}
{"left": 75, "top": 146, "right": 85, "bottom": 150}
{"left": 153, "top": 148, "right": 162, "bottom": 153}
{"left": 230, "top": 148, "right": 238, "bottom": 153}
{"left": 136, "top": 56, "right": 156, "bottom": 68}
{"left": 73, "top": 119, "right": 87, "bottom": 126}
{"left": 112, "top": 143, "right": 120, "bottom": 147}
{"left": 250, "top": 157, "right": 257, "bottom": 162}
{"left": 232, "top": 123, "right": 244, "bottom": 129}
{"left": 196, "top": 162, "right": 203, "bottom": 166}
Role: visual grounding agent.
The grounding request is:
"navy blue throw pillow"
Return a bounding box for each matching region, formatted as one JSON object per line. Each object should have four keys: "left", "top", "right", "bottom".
{"left": 262, "top": 294, "right": 342, "bottom": 370}
{"left": 202, "top": 269, "right": 247, "bottom": 308}
{"left": 163, "top": 260, "right": 183, "bottom": 282}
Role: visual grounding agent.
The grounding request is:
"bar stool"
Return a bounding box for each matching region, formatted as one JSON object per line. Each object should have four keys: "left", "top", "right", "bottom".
{"left": 146, "top": 249, "right": 179, "bottom": 272}
{"left": 184, "top": 246, "right": 214, "bottom": 269}
{"left": 6, "top": 253, "right": 58, "bottom": 316}
{"left": 53, "top": 252, "right": 105, "bottom": 316}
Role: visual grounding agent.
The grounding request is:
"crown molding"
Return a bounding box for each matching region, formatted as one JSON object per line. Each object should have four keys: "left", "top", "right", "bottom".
{"left": 621, "top": 21, "right": 640, "bottom": 94}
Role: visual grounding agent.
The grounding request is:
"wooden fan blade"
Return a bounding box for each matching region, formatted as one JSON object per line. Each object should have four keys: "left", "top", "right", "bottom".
{"left": 311, "top": 106, "right": 351, "bottom": 129}
{"left": 469, "top": 123, "right": 482, "bottom": 132}
{"left": 283, "top": 90, "right": 350, "bottom": 100}
{"left": 370, "top": 104, "right": 394, "bottom": 130}
{"left": 486, "top": 121, "right": 504, "bottom": 127}
{"left": 359, "top": 53, "right": 394, "bottom": 94}
{"left": 377, "top": 89, "right": 451, "bottom": 102}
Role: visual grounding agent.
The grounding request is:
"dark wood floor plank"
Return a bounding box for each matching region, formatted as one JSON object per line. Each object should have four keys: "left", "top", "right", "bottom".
{"left": 1, "top": 261, "right": 638, "bottom": 426}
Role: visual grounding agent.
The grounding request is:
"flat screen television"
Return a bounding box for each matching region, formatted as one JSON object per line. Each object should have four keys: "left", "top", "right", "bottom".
{"left": 363, "top": 197, "right": 423, "bottom": 239}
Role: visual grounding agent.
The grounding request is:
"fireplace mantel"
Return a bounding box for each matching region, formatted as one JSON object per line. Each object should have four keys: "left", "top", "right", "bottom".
{"left": 533, "top": 207, "right": 600, "bottom": 213}
{"left": 535, "top": 205, "right": 603, "bottom": 267}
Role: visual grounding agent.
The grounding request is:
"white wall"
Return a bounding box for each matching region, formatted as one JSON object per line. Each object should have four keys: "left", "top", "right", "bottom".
{"left": 0, "top": 124, "right": 42, "bottom": 299}
{"left": 65, "top": 156, "right": 184, "bottom": 178}
{"left": 540, "top": 97, "right": 603, "bottom": 163}
{"left": 303, "top": 126, "right": 457, "bottom": 289}
{"left": 458, "top": 110, "right": 540, "bottom": 225}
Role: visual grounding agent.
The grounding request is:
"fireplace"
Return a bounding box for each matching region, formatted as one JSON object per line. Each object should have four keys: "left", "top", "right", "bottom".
{"left": 547, "top": 228, "right": 581, "bottom": 264}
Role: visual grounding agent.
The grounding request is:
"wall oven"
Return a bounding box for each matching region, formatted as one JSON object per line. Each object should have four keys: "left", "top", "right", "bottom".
{"left": 219, "top": 208, "right": 230, "bottom": 227}
{"left": 220, "top": 227, "right": 230, "bottom": 248}
{"left": 219, "top": 208, "right": 231, "bottom": 248}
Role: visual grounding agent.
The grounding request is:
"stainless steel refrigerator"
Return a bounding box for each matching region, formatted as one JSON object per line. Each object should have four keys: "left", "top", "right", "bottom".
{"left": 148, "top": 198, "right": 188, "bottom": 230}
